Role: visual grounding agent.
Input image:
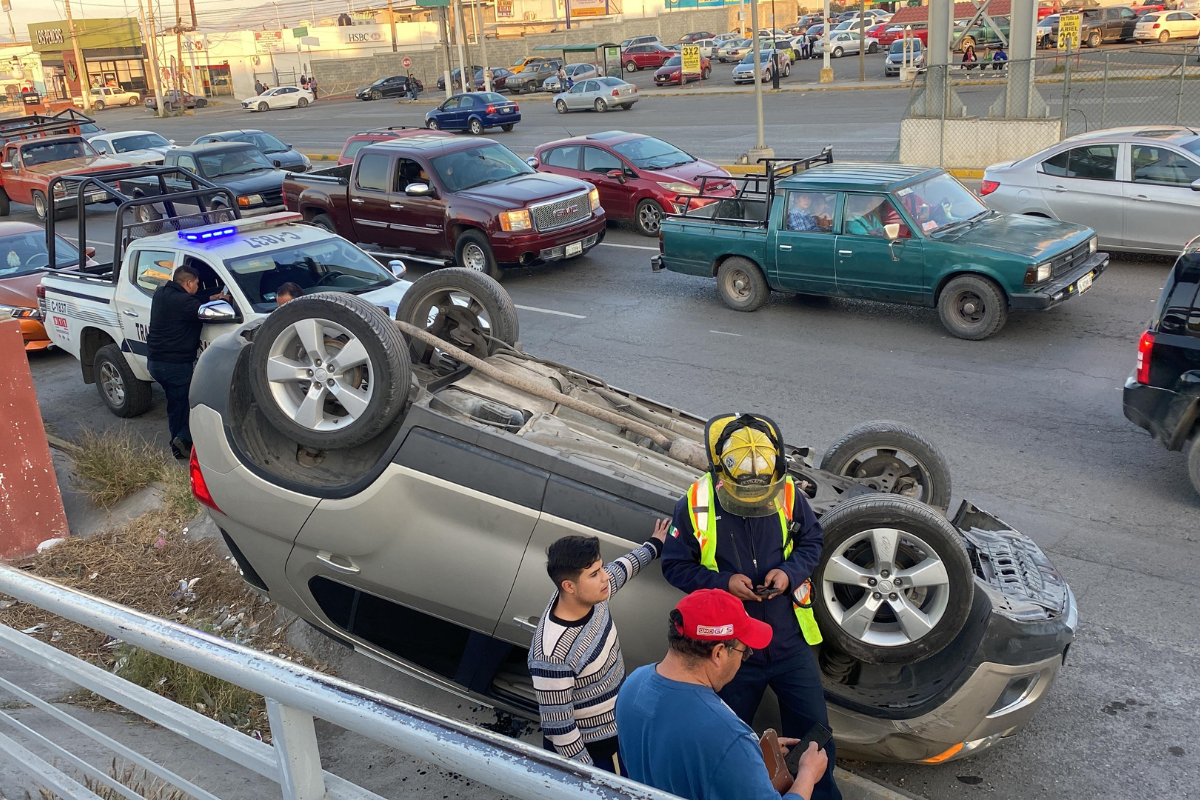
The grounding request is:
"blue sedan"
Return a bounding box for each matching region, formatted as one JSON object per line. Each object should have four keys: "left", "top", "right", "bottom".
{"left": 425, "top": 92, "right": 520, "bottom": 135}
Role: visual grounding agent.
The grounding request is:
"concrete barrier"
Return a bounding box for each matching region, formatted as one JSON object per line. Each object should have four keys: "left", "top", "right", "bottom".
{"left": 0, "top": 320, "right": 68, "bottom": 557}
{"left": 898, "top": 117, "right": 1061, "bottom": 171}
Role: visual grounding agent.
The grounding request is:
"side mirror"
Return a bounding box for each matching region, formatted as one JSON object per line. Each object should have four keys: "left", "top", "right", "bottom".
{"left": 606, "top": 169, "right": 627, "bottom": 184}
{"left": 168, "top": 138, "right": 176, "bottom": 144}
{"left": 274, "top": 160, "right": 282, "bottom": 167}
{"left": 84, "top": 247, "right": 96, "bottom": 257}
{"left": 884, "top": 222, "right": 901, "bottom": 240}
{"left": 0, "top": 162, "right": 12, "bottom": 171}
{"left": 525, "top": 157, "right": 540, "bottom": 168}
{"left": 388, "top": 259, "right": 407, "bottom": 278}
{"left": 286, "top": 143, "right": 293, "bottom": 148}
{"left": 1192, "top": 178, "right": 1200, "bottom": 192}
{"left": 405, "top": 182, "right": 434, "bottom": 197}
{"left": 198, "top": 299, "right": 238, "bottom": 323}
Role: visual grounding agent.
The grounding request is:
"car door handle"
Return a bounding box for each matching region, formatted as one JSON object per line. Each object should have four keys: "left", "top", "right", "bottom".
{"left": 513, "top": 616, "right": 539, "bottom": 632}
{"left": 350, "top": 198, "right": 365, "bottom": 205}
{"left": 838, "top": 249, "right": 853, "bottom": 255}
{"left": 1134, "top": 194, "right": 1151, "bottom": 201}
{"left": 121, "top": 309, "right": 139, "bottom": 317}
{"left": 1053, "top": 185, "right": 1066, "bottom": 193}
{"left": 316, "top": 551, "right": 360, "bottom": 574}
{"left": 779, "top": 244, "right": 792, "bottom": 250}
{"left": 389, "top": 203, "right": 403, "bottom": 209}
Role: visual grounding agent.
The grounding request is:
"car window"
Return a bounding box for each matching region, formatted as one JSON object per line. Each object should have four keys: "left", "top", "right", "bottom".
{"left": 1121, "top": 8, "right": 1136, "bottom": 18}
{"left": 442, "top": 98, "right": 459, "bottom": 110}
{"left": 92, "top": 140, "right": 110, "bottom": 154}
{"left": 197, "top": 148, "right": 273, "bottom": 177}
{"left": 544, "top": 145, "right": 581, "bottom": 169}
{"left": 459, "top": 95, "right": 476, "bottom": 108}
{"left": 342, "top": 139, "right": 373, "bottom": 161}
{"left": 113, "top": 133, "right": 171, "bottom": 152}
{"left": 1131, "top": 145, "right": 1200, "bottom": 186}
{"left": 176, "top": 154, "right": 197, "bottom": 173}
{"left": 1182, "top": 11, "right": 1197, "bottom": 18}
{"left": 226, "top": 239, "right": 393, "bottom": 312}
{"left": 784, "top": 190, "right": 836, "bottom": 232}
{"left": 233, "top": 132, "right": 287, "bottom": 153}
{"left": 1041, "top": 145, "right": 1118, "bottom": 180}
{"left": 583, "top": 146, "right": 622, "bottom": 175}
{"left": 569, "top": 82, "right": 587, "bottom": 93}
{"left": 895, "top": 173, "right": 986, "bottom": 234}
{"left": 20, "top": 139, "right": 94, "bottom": 166}
{"left": 842, "top": 193, "right": 911, "bottom": 238}
{"left": 0, "top": 231, "right": 80, "bottom": 277}
{"left": 395, "top": 157, "right": 428, "bottom": 190}
{"left": 430, "top": 142, "right": 534, "bottom": 193}
{"left": 132, "top": 249, "right": 176, "bottom": 295}
{"left": 356, "top": 153, "right": 390, "bottom": 191}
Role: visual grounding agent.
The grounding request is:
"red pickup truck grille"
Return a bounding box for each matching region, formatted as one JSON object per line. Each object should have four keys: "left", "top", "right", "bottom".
{"left": 531, "top": 191, "right": 591, "bottom": 232}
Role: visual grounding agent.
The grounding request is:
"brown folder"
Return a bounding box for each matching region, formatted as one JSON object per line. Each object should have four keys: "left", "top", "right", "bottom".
{"left": 758, "top": 728, "right": 793, "bottom": 795}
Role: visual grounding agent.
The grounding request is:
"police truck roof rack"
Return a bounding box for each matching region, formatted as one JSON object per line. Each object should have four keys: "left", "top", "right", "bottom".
{"left": 0, "top": 109, "right": 97, "bottom": 144}
{"left": 45, "top": 165, "right": 239, "bottom": 277}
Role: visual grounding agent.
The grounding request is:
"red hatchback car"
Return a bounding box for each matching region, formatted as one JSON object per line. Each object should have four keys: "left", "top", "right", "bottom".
{"left": 532, "top": 131, "right": 734, "bottom": 236}
{"left": 653, "top": 53, "right": 713, "bottom": 85}
{"left": 623, "top": 43, "right": 676, "bottom": 72}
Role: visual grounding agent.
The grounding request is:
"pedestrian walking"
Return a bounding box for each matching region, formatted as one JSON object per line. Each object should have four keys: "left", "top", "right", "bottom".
{"left": 406, "top": 70, "right": 419, "bottom": 100}
{"left": 254, "top": 79, "right": 264, "bottom": 94}
{"left": 662, "top": 413, "right": 841, "bottom": 800}
{"left": 528, "top": 520, "right": 670, "bottom": 773}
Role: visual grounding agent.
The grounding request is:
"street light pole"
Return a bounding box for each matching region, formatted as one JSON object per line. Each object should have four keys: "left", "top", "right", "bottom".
{"left": 820, "top": 0, "right": 832, "bottom": 83}
{"left": 858, "top": 0, "right": 865, "bottom": 83}
{"left": 63, "top": 0, "right": 93, "bottom": 111}
{"left": 747, "top": 0, "right": 772, "bottom": 160}
{"left": 472, "top": 0, "right": 491, "bottom": 91}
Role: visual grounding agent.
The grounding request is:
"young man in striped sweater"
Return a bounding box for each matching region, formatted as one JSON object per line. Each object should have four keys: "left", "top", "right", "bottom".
{"left": 529, "top": 520, "right": 670, "bottom": 773}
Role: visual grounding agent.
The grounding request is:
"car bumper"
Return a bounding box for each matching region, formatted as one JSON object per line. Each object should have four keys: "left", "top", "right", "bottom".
{"left": 483, "top": 113, "right": 521, "bottom": 127}
{"left": 1008, "top": 251, "right": 1108, "bottom": 310}
{"left": 1133, "top": 31, "right": 1159, "bottom": 40}
{"left": 19, "top": 318, "right": 50, "bottom": 350}
{"left": 1123, "top": 377, "right": 1195, "bottom": 450}
{"left": 490, "top": 212, "right": 606, "bottom": 266}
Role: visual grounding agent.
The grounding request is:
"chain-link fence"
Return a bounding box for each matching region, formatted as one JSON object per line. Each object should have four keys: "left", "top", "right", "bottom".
{"left": 893, "top": 43, "right": 1200, "bottom": 167}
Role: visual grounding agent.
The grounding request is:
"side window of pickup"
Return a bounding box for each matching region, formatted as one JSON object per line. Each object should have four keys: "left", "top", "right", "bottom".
{"left": 784, "top": 190, "right": 836, "bottom": 232}
{"left": 395, "top": 157, "right": 427, "bottom": 190}
{"left": 842, "top": 193, "right": 912, "bottom": 239}
{"left": 176, "top": 155, "right": 197, "bottom": 173}
{"left": 356, "top": 153, "right": 390, "bottom": 192}
{"left": 132, "top": 249, "right": 178, "bottom": 295}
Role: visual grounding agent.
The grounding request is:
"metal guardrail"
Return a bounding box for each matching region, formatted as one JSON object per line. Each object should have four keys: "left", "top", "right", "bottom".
{"left": 0, "top": 564, "right": 680, "bottom": 800}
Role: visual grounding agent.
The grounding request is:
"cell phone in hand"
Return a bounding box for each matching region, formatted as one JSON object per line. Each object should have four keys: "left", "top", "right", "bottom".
{"left": 754, "top": 585, "right": 783, "bottom": 597}
{"left": 785, "top": 723, "right": 833, "bottom": 775}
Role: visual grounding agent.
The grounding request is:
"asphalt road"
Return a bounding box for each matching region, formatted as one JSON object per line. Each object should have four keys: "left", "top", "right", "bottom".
{"left": 22, "top": 186, "right": 1199, "bottom": 798}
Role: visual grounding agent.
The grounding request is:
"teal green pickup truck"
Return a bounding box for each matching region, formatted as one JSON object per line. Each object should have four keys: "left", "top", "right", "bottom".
{"left": 651, "top": 160, "right": 1108, "bottom": 340}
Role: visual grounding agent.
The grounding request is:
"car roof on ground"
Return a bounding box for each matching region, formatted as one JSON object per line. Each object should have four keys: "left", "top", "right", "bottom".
{"left": 781, "top": 163, "right": 942, "bottom": 191}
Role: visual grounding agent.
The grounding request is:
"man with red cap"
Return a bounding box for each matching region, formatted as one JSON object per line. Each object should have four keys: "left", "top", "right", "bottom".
{"left": 615, "top": 589, "right": 829, "bottom": 800}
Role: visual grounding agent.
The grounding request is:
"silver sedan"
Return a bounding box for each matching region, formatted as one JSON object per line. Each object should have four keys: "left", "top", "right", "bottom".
{"left": 553, "top": 76, "right": 638, "bottom": 113}
{"left": 981, "top": 126, "right": 1200, "bottom": 254}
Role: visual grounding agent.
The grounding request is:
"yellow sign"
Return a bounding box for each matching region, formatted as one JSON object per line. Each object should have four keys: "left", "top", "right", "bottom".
{"left": 1058, "top": 13, "right": 1080, "bottom": 51}
{"left": 681, "top": 44, "right": 701, "bottom": 75}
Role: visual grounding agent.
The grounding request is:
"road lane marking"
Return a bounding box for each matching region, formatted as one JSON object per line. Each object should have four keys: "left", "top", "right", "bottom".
{"left": 710, "top": 330, "right": 742, "bottom": 336}
{"left": 61, "top": 235, "right": 114, "bottom": 250}
{"left": 597, "top": 242, "right": 659, "bottom": 251}
{"left": 515, "top": 304, "right": 586, "bottom": 319}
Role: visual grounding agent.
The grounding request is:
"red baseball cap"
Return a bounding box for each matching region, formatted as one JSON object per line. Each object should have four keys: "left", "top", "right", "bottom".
{"left": 674, "top": 589, "right": 773, "bottom": 650}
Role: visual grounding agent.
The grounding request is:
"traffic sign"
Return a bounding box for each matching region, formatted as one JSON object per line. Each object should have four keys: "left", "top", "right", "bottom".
{"left": 1058, "top": 13, "right": 1080, "bottom": 50}
{"left": 681, "top": 44, "right": 701, "bottom": 75}
{"left": 402, "top": 56, "right": 412, "bottom": 68}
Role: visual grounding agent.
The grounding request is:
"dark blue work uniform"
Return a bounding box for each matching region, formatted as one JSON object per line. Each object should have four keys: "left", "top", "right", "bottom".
{"left": 663, "top": 490, "right": 841, "bottom": 800}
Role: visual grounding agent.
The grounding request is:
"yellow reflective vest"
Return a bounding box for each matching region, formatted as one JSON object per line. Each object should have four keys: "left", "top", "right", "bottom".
{"left": 686, "top": 473, "right": 823, "bottom": 646}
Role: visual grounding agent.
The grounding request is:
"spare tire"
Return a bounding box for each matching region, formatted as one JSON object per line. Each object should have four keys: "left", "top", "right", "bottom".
{"left": 813, "top": 494, "right": 974, "bottom": 665}
{"left": 249, "top": 292, "right": 411, "bottom": 450}
{"left": 819, "top": 421, "right": 951, "bottom": 512}
{"left": 396, "top": 267, "right": 519, "bottom": 366}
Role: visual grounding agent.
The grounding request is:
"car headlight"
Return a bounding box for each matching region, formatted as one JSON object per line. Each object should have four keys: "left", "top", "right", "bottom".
{"left": 499, "top": 209, "right": 531, "bottom": 231}
{"left": 0, "top": 303, "right": 40, "bottom": 319}
{"left": 1025, "top": 262, "right": 1052, "bottom": 284}
{"left": 237, "top": 194, "right": 263, "bottom": 207}
{"left": 1088, "top": 236, "right": 1097, "bottom": 254}
{"left": 657, "top": 181, "right": 699, "bottom": 195}
{"left": 301, "top": 153, "right": 312, "bottom": 166}
{"left": 589, "top": 187, "right": 600, "bottom": 211}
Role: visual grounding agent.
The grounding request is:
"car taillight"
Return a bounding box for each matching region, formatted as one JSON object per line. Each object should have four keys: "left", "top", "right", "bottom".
{"left": 1135, "top": 330, "right": 1155, "bottom": 384}
{"left": 35, "top": 285, "right": 45, "bottom": 300}
{"left": 979, "top": 179, "right": 999, "bottom": 196}
{"left": 486, "top": 104, "right": 496, "bottom": 113}
{"left": 513, "top": 104, "right": 519, "bottom": 112}
{"left": 189, "top": 448, "right": 222, "bottom": 513}
{"left": 612, "top": 89, "right": 620, "bottom": 97}
{"left": 1152, "top": 22, "right": 1160, "bottom": 27}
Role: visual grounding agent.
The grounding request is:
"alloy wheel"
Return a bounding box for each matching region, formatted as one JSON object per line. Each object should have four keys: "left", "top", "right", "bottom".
{"left": 264, "top": 318, "right": 375, "bottom": 432}
{"left": 839, "top": 447, "right": 937, "bottom": 504}
{"left": 99, "top": 361, "right": 125, "bottom": 407}
{"left": 638, "top": 202, "right": 662, "bottom": 234}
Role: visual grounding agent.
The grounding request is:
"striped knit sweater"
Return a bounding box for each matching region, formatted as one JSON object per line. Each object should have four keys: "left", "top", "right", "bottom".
{"left": 528, "top": 539, "right": 662, "bottom": 764}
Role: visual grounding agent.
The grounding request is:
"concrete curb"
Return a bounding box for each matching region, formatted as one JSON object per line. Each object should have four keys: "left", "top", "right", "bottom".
{"left": 835, "top": 767, "right": 926, "bottom": 800}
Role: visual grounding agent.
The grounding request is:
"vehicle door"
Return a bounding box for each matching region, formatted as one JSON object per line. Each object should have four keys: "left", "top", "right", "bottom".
{"left": 772, "top": 189, "right": 839, "bottom": 295}
{"left": 1035, "top": 142, "right": 1124, "bottom": 248}
{"left": 1178, "top": 11, "right": 1200, "bottom": 35}
{"left": 349, "top": 151, "right": 403, "bottom": 247}
{"left": 3, "top": 144, "right": 33, "bottom": 203}
{"left": 455, "top": 94, "right": 478, "bottom": 129}
{"left": 391, "top": 156, "right": 451, "bottom": 256}
{"left": 564, "top": 80, "right": 590, "bottom": 109}
{"left": 1122, "top": 143, "right": 1200, "bottom": 253}
{"left": 835, "top": 192, "right": 924, "bottom": 302}
{"left": 538, "top": 144, "right": 582, "bottom": 179}
{"left": 288, "top": 427, "right": 547, "bottom": 644}
{"left": 115, "top": 246, "right": 179, "bottom": 365}
{"left": 582, "top": 144, "right": 632, "bottom": 218}
{"left": 434, "top": 96, "right": 459, "bottom": 128}
{"left": 1116, "top": 6, "right": 1138, "bottom": 38}
{"left": 181, "top": 254, "right": 241, "bottom": 352}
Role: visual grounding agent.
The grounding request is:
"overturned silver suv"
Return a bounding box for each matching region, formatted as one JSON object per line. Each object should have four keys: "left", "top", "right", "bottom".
{"left": 189, "top": 268, "right": 1076, "bottom": 764}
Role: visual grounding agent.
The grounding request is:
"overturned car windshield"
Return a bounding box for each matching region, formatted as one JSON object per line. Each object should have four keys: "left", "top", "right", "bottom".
{"left": 225, "top": 239, "right": 394, "bottom": 311}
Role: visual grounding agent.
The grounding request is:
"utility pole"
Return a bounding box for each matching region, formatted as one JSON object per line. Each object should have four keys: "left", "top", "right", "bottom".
{"left": 174, "top": 0, "right": 188, "bottom": 94}
{"left": 473, "top": 0, "right": 491, "bottom": 91}
{"left": 5, "top": 8, "right": 16, "bottom": 44}
{"left": 139, "top": 0, "right": 166, "bottom": 117}
{"left": 63, "top": 0, "right": 93, "bottom": 111}
{"left": 858, "top": 0, "right": 864, "bottom": 83}
{"left": 747, "top": 0, "right": 771, "bottom": 160}
{"left": 386, "top": 0, "right": 398, "bottom": 51}
{"left": 452, "top": 0, "right": 469, "bottom": 93}
{"left": 819, "top": 0, "right": 832, "bottom": 83}
{"left": 438, "top": 5, "right": 453, "bottom": 99}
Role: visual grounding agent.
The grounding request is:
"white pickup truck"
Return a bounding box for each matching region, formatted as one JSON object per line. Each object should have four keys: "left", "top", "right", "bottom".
{"left": 40, "top": 211, "right": 416, "bottom": 418}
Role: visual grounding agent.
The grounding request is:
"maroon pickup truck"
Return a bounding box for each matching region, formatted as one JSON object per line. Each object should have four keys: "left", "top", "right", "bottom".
{"left": 283, "top": 134, "right": 606, "bottom": 279}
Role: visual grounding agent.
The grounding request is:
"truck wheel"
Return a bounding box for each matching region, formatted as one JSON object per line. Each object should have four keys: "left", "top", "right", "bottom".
{"left": 94, "top": 100, "right": 105, "bottom": 111}
{"left": 32, "top": 191, "right": 49, "bottom": 223}
{"left": 813, "top": 494, "right": 974, "bottom": 665}
{"left": 0, "top": 189, "right": 9, "bottom": 217}
{"left": 248, "top": 292, "right": 411, "bottom": 451}
{"left": 128, "top": 97, "right": 139, "bottom": 106}
{"left": 94, "top": 344, "right": 153, "bottom": 418}
{"left": 1187, "top": 435, "right": 1200, "bottom": 498}
{"left": 937, "top": 274, "right": 1007, "bottom": 340}
{"left": 716, "top": 257, "right": 770, "bottom": 312}
{"left": 133, "top": 201, "right": 164, "bottom": 235}
{"left": 635, "top": 199, "right": 664, "bottom": 236}
{"left": 309, "top": 213, "right": 337, "bottom": 234}
{"left": 1087, "top": 29, "right": 1101, "bottom": 48}
{"left": 455, "top": 229, "right": 501, "bottom": 280}
{"left": 396, "top": 268, "right": 519, "bottom": 365}
{"left": 819, "top": 421, "right": 952, "bottom": 512}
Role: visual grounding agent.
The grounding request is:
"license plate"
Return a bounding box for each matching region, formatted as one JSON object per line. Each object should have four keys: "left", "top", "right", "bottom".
{"left": 565, "top": 241, "right": 583, "bottom": 257}
{"left": 87, "top": 193, "right": 105, "bottom": 203}
{"left": 1077, "top": 272, "right": 1093, "bottom": 293}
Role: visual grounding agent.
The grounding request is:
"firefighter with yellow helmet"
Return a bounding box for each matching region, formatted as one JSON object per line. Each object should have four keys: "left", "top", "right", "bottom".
{"left": 662, "top": 413, "right": 840, "bottom": 800}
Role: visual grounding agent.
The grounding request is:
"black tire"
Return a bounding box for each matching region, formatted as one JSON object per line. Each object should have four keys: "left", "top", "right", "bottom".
{"left": 1159, "top": 30, "right": 1170, "bottom": 43}
{"left": 501, "top": 123, "right": 514, "bottom": 132}
{"left": 832, "top": 47, "right": 843, "bottom": 57}
{"left": 297, "top": 97, "right": 309, "bottom": 108}
{"left": 249, "top": 292, "right": 411, "bottom": 450}
{"left": 868, "top": 42, "right": 879, "bottom": 53}
{"left": 128, "top": 97, "right": 139, "bottom": 107}
{"left": 556, "top": 99, "right": 568, "bottom": 113}
{"left": 626, "top": 60, "right": 638, "bottom": 72}
{"left": 310, "top": 213, "right": 337, "bottom": 234}
{"left": 94, "top": 344, "right": 153, "bottom": 418}
{"left": 634, "top": 198, "right": 664, "bottom": 237}
{"left": 716, "top": 257, "right": 770, "bottom": 312}
{"left": 427, "top": 118, "right": 440, "bottom": 130}
{"left": 133, "top": 200, "right": 165, "bottom": 235}
{"left": 813, "top": 494, "right": 974, "bottom": 665}
{"left": 31, "top": 190, "right": 66, "bottom": 222}
{"left": 702, "top": 66, "right": 711, "bottom": 79}
{"left": 820, "top": 421, "right": 952, "bottom": 512}
{"left": 1187, "top": 435, "right": 1200, "bottom": 498}
{"left": 595, "top": 97, "right": 609, "bottom": 112}
{"left": 396, "top": 268, "right": 519, "bottom": 365}
{"left": 1087, "top": 30, "right": 1101, "bottom": 48}
{"left": 258, "top": 101, "right": 269, "bottom": 112}
{"left": 94, "top": 100, "right": 106, "bottom": 111}
{"left": 468, "top": 117, "right": 484, "bottom": 135}
{"left": 937, "top": 274, "right": 1007, "bottom": 340}
{"left": 371, "top": 90, "right": 383, "bottom": 100}
{"left": 0, "top": 188, "right": 10, "bottom": 217}
{"left": 455, "top": 228, "right": 501, "bottom": 280}
{"left": 196, "top": 98, "right": 207, "bottom": 108}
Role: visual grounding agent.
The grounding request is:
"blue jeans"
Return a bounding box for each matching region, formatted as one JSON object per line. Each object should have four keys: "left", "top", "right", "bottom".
{"left": 147, "top": 360, "right": 194, "bottom": 456}
{"left": 718, "top": 650, "right": 841, "bottom": 800}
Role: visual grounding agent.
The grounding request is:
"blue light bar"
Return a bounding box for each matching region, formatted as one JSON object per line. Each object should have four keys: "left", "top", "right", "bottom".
{"left": 179, "top": 226, "right": 237, "bottom": 242}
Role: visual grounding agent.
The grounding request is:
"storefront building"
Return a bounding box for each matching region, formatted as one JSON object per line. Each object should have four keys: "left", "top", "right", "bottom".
{"left": 28, "top": 18, "right": 146, "bottom": 100}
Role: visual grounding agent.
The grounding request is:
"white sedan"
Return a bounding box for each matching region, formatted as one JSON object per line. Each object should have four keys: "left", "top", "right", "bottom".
{"left": 241, "top": 86, "right": 315, "bottom": 112}
{"left": 1134, "top": 10, "right": 1200, "bottom": 42}
{"left": 88, "top": 130, "right": 176, "bottom": 166}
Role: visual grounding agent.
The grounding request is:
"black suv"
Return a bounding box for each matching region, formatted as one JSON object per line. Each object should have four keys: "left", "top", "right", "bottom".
{"left": 1123, "top": 241, "right": 1200, "bottom": 495}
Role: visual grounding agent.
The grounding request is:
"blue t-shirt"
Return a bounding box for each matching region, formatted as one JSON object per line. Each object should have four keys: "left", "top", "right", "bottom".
{"left": 616, "top": 665, "right": 783, "bottom": 800}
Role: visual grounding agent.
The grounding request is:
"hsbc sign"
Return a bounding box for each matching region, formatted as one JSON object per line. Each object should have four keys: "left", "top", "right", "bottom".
{"left": 35, "top": 28, "right": 65, "bottom": 45}
{"left": 343, "top": 28, "right": 385, "bottom": 44}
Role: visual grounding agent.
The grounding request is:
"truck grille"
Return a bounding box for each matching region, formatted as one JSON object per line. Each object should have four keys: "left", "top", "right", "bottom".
{"left": 531, "top": 191, "right": 591, "bottom": 232}
{"left": 1047, "top": 240, "right": 1091, "bottom": 277}
{"left": 261, "top": 190, "right": 284, "bottom": 206}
